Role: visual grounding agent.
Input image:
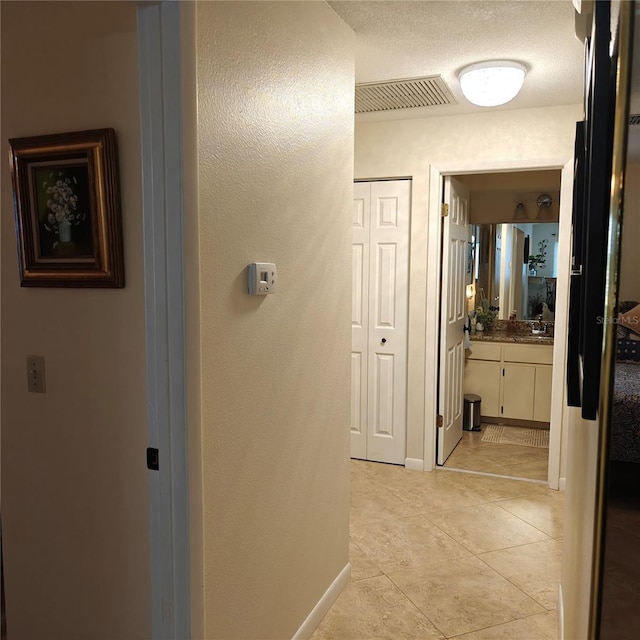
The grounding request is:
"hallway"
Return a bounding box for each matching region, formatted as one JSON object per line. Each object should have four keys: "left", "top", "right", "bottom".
{"left": 312, "top": 460, "right": 563, "bottom": 639}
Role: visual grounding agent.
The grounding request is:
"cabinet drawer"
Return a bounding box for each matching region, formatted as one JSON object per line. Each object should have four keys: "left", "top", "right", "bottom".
{"left": 503, "top": 344, "right": 553, "bottom": 365}
{"left": 467, "top": 342, "right": 502, "bottom": 361}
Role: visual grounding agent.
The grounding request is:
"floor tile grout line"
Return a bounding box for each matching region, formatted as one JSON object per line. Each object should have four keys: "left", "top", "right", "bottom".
{"left": 417, "top": 498, "right": 555, "bottom": 548}
{"left": 444, "top": 609, "right": 555, "bottom": 639}
{"left": 492, "top": 501, "right": 561, "bottom": 539}
{"left": 375, "top": 524, "right": 552, "bottom": 576}
{"left": 473, "top": 553, "right": 558, "bottom": 613}
{"left": 386, "top": 560, "right": 544, "bottom": 640}
{"left": 383, "top": 571, "right": 450, "bottom": 639}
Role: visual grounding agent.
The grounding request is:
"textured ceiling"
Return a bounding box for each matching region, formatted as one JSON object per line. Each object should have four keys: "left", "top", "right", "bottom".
{"left": 328, "top": 0, "right": 584, "bottom": 120}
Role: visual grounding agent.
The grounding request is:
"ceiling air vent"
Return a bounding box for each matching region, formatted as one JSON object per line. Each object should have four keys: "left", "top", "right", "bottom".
{"left": 355, "top": 76, "right": 456, "bottom": 114}
{"left": 630, "top": 114, "right": 640, "bottom": 125}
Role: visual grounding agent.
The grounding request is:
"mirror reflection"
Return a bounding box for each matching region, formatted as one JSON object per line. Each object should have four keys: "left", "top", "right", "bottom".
{"left": 457, "top": 170, "right": 561, "bottom": 323}
{"left": 471, "top": 222, "right": 558, "bottom": 320}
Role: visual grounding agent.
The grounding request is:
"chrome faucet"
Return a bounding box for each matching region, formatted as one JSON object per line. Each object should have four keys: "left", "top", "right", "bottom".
{"left": 532, "top": 315, "right": 548, "bottom": 335}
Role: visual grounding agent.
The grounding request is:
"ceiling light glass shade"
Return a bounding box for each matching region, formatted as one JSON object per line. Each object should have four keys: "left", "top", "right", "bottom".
{"left": 459, "top": 61, "right": 527, "bottom": 107}
{"left": 536, "top": 194, "right": 554, "bottom": 221}
{"left": 513, "top": 202, "right": 528, "bottom": 221}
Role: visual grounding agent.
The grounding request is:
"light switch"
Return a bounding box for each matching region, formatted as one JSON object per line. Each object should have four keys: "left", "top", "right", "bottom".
{"left": 27, "top": 355, "right": 46, "bottom": 393}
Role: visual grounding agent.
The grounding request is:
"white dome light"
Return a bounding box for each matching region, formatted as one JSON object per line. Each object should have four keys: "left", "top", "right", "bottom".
{"left": 459, "top": 61, "right": 527, "bottom": 107}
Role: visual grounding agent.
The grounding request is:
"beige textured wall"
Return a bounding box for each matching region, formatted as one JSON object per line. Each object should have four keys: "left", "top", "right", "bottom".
{"left": 195, "top": 2, "right": 354, "bottom": 638}
{"left": 355, "top": 104, "right": 582, "bottom": 465}
{"left": 1, "top": 2, "right": 150, "bottom": 639}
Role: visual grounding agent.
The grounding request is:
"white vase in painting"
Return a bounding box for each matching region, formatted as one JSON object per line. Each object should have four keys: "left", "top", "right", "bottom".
{"left": 58, "top": 219, "right": 72, "bottom": 243}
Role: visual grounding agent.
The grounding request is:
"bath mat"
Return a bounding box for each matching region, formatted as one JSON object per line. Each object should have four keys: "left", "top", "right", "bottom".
{"left": 481, "top": 424, "right": 549, "bottom": 449}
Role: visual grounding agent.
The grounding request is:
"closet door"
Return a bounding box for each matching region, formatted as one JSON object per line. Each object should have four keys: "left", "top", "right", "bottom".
{"left": 351, "top": 180, "right": 410, "bottom": 465}
{"left": 351, "top": 183, "right": 370, "bottom": 460}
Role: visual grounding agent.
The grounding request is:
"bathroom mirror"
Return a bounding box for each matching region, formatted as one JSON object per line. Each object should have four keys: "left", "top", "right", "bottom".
{"left": 471, "top": 222, "right": 559, "bottom": 321}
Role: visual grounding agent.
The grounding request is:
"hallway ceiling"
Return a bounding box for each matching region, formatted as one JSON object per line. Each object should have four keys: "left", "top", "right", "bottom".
{"left": 329, "top": 0, "right": 584, "bottom": 120}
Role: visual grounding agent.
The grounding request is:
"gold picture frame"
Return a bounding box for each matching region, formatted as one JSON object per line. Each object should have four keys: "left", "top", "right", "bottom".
{"left": 9, "top": 128, "right": 124, "bottom": 287}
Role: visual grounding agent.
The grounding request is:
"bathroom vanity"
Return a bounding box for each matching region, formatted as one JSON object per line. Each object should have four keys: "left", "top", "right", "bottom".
{"left": 464, "top": 336, "right": 554, "bottom": 423}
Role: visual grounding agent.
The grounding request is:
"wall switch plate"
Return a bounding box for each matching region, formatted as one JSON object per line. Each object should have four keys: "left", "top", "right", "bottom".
{"left": 248, "top": 262, "right": 277, "bottom": 295}
{"left": 26, "top": 355, "right": 46, "bottom": 393}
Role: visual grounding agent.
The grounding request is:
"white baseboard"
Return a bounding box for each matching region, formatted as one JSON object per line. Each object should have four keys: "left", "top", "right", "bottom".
{"left": 559, "top": 476, "right": 567, "bottom": 491}
{"left": 292, "top": 563, "right": 351, "bottom": 640}
{"left": 405, "top": 458, "right": 424, "bottom": 471}
{"left": 557, "top": 582, "right": 564, "bottom": 640}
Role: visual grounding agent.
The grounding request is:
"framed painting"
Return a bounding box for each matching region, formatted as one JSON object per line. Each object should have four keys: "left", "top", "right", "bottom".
{"left": 9, "top": 128, "right": 124, "bottom": 287}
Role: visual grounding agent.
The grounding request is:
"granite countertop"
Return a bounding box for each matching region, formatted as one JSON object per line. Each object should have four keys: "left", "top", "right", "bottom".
{"left": 470, "top": 319, "right": 554, "bottom": 345}
{"left": 471, "top": 331, "right": 554, "bottom": 345}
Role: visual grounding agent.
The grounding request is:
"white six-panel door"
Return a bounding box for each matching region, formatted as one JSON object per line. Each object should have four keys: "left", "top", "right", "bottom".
{"left": 351, "top": 180, "right": 410, "bottom": 465}
{"left": 351, "top": 183, "right": 370, "bottom": 460}
{"left": 437, "top": 177, "right": 469, "bottom": 465}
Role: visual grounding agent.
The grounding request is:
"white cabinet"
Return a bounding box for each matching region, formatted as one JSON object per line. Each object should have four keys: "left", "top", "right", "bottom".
{"left": 465, "top": 341, "right": 553, "bottom": 424}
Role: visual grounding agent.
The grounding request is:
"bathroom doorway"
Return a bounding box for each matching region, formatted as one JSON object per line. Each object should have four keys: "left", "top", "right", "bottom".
{"left": 437, "top": 169, "right": 562, "bottom": 482}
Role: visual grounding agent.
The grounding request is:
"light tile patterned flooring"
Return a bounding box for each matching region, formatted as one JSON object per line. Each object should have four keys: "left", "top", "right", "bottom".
{"left": 444, "top": 426, "right": 549, "bottom": 482}
{"left": 312, "top": 460, "right": 563, "bottom": 640}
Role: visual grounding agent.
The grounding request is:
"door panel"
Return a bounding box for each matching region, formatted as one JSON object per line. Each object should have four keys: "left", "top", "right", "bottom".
{"left": 464, "top": 360, "right": 501, "bottom": 417}
{"left": 373, "top": 352, "right": 395, "bottom": 435}
{"left": 502, "top": 363, "right": 535, "bottom": 420}
{"left": 437, "top": 177, "right": 469, "bottom": 465}
{"left": 375, "top": 243, "right": 397, "bottom": 327}
{"left": 533, "top": 365, "right": 553, "bottom": 422}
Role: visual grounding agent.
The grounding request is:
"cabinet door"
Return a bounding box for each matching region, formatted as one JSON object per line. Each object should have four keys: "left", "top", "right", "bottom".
{"left": 534, "top": 365, "right": 553, "bottom": 422}
{"left": 502, "top": 364, "right": 535, "bottom": 420}
{"left": 464, "top": 360, "right": 501, "bottom": 417}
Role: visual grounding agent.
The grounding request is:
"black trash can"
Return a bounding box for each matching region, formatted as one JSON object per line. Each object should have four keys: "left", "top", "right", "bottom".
{"left": 463, "top": 394, "right": 481, "bottom": 431}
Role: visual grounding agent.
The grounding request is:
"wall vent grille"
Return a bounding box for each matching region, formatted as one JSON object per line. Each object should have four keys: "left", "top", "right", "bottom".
{"left": 629, "top": 114, "right": 640, "bottom": 125}
{"left": 355, "top": 76, "right": 456, "bottom": 114}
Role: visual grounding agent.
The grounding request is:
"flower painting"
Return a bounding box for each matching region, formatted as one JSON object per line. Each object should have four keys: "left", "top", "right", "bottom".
{"left": 35, "top": 166, "right": 93, "bottom": 258}
{"left": 9, "top": 128, "right": 124, "bottom": 287}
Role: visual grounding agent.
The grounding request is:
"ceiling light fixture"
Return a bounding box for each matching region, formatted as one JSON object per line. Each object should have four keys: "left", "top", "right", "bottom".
{"left": 536, "top": 194, "right": 554, "bottom": 221}
{"left": 513, "top": 202, "right": 528, "bottom": 221}
{"left": 458, "top": 61, "right": 527, "bottom": 107}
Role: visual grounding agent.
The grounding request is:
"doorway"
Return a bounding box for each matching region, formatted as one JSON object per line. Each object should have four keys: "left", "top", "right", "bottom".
{"left": 438, "top": 170, "right": 561, "bottom": 481}
{"left": 425, "top": 163, "right": 572, "bottom": 489}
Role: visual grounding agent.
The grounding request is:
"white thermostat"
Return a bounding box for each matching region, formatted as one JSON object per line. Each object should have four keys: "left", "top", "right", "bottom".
{"left": 248, "top": 262, "right": 277, "bottom": 295}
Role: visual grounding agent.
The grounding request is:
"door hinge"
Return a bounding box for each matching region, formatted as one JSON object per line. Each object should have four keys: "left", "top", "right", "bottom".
{"left": 147, "top": 447, "right": 159, "bottom": 471}
{"left": 502, "top": 368, "right": 505, "bottom": 376}
{"left": 501, "top": 406, "right": 504, "bottom": 414}
{"left": 441, "top": 203, "right": 449, "bottom": 217}
{"left": 436, "top": 414, "right": 444, "bottom": 428}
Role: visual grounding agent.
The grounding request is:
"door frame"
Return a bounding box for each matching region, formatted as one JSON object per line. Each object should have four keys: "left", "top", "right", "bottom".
{"left": 137, "top": 2, "right": 190, "bottom": 638}
{"left": 424, "top": 159, "right": 573, "bottom": 490}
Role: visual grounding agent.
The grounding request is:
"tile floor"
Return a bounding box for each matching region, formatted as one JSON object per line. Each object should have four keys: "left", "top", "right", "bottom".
{"left": 312, "top": 460, "right": 564, "bottom": 640}
{"left": 443, "top": 425, "right": 549, "bottom": 482}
